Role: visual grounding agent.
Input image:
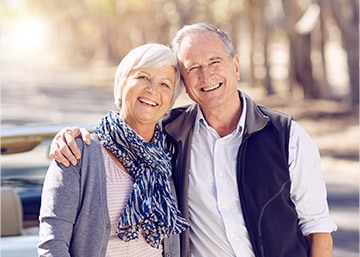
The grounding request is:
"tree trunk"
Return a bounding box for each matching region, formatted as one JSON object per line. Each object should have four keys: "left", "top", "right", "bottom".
{"left": 282, "top": 0, "right": 300, "bottom": 94}
{"left": 258, "top": 1, "right": 275, "bottom": 95}
{"left": 176, "top": 0, "right": 194, "bottom": 26}
{"left": 295, "top": 34, "right": 318, "bottom": 98}
{"left": 283, "top": 1, "right": 323, "bottom": 98}
{"left": 315, "top": 0, "right": 331, "bottom": 98}
{"left": 329, "top": 0, "right": 359, "bottom": 105}
{"left": 246, "top": 8, "right": 257, "bottom": 88}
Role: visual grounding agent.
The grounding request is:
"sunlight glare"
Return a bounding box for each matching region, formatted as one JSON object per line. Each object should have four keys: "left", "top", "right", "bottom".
{"left": 11, "top": 17, "right": 48, "bottom": 49}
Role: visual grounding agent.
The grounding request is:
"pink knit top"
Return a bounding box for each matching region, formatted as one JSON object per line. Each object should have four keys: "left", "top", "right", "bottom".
{"left": 101, "top": 146, "right": 163, "bottom": 257}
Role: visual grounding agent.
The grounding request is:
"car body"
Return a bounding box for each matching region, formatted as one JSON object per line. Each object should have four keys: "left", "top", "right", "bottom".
{"left": 1, "top": 125, "right": 93, "bottom": 257}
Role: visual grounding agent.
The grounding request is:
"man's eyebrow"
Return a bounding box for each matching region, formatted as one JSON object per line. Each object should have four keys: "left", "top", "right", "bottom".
{"left": 209, "top": 56, "right": 223, "bottom": 61}
{"left": 185, "top": 56, "right": 222, "bottom": 66}
{"left": 183, "top": 62, "right": 198, "bottom": 71}
{"left": 184, "top": 61, "right": 196, "bottom": 67}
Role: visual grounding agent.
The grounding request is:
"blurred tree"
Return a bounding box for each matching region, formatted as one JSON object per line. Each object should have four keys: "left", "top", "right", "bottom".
{"left": 283, "top": 1, "right": 322, "bottom": 98}
{"left": 257, "top": 0, "right": 275, "bottom": 95}
{"left": 21, "top": 0, "right": 358, "bottom": 107}
{"left": 175, "top": 0, "right": 195, "bottom": 25}
{"left": 328, "top": 0, "right": 359, "bottom": 105}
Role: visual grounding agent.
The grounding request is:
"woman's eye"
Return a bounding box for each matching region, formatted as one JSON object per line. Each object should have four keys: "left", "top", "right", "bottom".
{"left": 161, "top": 83, "right": 170, "bottom": 88}
{"left": 136, "top": 75, "right": 151, "bottom": 82}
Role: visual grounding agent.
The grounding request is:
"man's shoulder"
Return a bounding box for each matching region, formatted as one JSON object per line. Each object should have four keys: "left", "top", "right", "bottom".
{"left": 162, "top": 104, "right": 194, "bottom": 126}
{"left": 252, "top": 105, "right": 293, "bottom": 139}
{"left": 257, "top": 105, "right": 292, "bottom": 123}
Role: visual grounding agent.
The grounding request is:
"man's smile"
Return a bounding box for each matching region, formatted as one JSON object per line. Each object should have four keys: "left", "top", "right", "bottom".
{"left": 201, "top": 83, "right": 222, "bottom": 92}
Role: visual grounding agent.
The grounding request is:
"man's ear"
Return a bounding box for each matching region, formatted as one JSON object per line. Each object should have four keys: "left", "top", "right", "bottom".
{"left": 232, "top": 55, "right": 241, "bottom": 80}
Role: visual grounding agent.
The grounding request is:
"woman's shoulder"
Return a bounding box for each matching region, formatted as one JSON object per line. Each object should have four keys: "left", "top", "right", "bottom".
{"left": 74, "top": 134, "right": 101, "bottom": 149}
{"left": 75, "top": 134, "right": 102, "bottom": 161}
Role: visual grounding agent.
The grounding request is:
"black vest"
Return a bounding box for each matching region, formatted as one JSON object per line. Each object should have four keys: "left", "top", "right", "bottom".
{"left": 238, "top": 106, "right": 308, "bottom": 257}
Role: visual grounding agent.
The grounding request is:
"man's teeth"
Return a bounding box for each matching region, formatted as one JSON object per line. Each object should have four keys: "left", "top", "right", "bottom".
{"left": 202, "top": 83, "right": 221, "bottom": 92}
{"left": 139, "top": 98, "right": 158, "bottom": 106}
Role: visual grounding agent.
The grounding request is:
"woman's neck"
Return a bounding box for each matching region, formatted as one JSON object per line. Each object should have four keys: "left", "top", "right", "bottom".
{"left": 121, "top": 116, "right": 156, "bottom": 142}
{"left": 132, "top": 124, "right": 155, "bottom": 142}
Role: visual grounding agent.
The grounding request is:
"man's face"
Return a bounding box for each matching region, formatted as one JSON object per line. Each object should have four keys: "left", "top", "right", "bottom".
{"left": 177, "top": 31, "right": 240, "bottom": 111}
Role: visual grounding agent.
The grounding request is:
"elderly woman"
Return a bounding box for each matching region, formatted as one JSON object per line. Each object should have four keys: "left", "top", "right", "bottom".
{"left": 38, "top": 43, "right": 188, "bottom": 257}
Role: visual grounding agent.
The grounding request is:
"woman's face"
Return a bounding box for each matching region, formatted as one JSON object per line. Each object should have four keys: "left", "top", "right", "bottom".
{"left": 120, "top": 65, "right": 176, "bottom": 127}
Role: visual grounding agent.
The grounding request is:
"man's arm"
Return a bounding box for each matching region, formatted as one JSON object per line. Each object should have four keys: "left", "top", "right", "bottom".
{"left": 49, "top": 127, "right": 91, "bottom": 166}
{"left": 305, "top": 233, "right": 333, "bottom": 257}
{"left": 289, "top": 121, "right": 337, "bottom": 256}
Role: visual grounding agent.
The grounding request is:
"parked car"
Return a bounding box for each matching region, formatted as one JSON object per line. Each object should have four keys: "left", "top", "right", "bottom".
{"left": 1, "top": 125, "right": 92, "bottom": 257}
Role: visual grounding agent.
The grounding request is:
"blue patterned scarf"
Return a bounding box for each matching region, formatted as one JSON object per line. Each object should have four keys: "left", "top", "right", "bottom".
{"left": 94, "top": 111, "right": 189, "bottom": 248}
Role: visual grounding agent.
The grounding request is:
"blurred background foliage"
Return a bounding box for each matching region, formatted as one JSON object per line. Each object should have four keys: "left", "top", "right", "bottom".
{"left": 2, "top": 0, "right": 359, "bottom": 108}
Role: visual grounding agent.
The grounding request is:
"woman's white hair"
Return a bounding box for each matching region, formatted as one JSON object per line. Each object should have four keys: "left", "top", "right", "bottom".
{"left": 114, "top": 43, "right": 183, "bottom": 110}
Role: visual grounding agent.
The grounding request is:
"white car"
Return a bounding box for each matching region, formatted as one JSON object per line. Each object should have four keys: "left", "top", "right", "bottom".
{"left": 1, "top": 125, "right": 92, "bottom": 257}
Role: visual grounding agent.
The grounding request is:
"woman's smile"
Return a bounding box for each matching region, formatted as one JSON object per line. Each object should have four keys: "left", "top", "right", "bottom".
{"left": 138, "top": 97, "right": 159, "bottom": 107}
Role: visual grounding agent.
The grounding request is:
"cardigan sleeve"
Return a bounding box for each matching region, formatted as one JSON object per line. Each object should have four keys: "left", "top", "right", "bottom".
{"left": 38, "top": 159, "right": 81, "bottom": 257}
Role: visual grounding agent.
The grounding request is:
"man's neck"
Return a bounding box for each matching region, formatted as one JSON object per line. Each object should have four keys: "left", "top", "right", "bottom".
{"left": 200, "top": 98, "right": 242, "bottom": 138}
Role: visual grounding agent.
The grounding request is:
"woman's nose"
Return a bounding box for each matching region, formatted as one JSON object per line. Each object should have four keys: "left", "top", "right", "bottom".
{"left": 146, "top": 81, "right": 157, "bottom": 92}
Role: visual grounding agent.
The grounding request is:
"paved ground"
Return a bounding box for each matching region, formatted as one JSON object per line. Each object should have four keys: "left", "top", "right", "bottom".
{"left": 328, "top": 183, "right": 359, "bottom": 257}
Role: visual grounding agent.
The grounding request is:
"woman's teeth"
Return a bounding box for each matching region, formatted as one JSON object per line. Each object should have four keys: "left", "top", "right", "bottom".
{"left": 139, "top": 98, "right": 158, "bottom": 106}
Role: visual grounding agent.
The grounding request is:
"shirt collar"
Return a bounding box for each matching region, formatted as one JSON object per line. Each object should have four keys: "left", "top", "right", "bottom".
{"left": 194, "top": 105, "right": 205, "bottom": 134}
{"left": 237, "top": 91, "right": 247, "bottom": 137}
{"left": 194, "top": 90, "right": 247, "bottom": 137}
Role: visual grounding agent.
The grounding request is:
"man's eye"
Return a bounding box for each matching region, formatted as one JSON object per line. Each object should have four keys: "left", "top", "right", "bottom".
{"left": 188, "top": 66, "right": 199, "bottom": 72}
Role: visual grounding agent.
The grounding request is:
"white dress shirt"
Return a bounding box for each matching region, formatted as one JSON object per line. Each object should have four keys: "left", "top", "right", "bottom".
{"left": 188, "top": 96, "right": 337, "bottom": 257}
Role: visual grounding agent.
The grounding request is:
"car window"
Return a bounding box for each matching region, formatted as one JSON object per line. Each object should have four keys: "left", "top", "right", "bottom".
{"left": 1, "top": 137, "right": 51, "bottom": 192}
{"left": 1, "top": 137, "right": 52, "bottom": 226}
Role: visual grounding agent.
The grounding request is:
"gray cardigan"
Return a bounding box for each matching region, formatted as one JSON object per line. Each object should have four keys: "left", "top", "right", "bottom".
{"left": 38, "top": 135, "right": 180, "bottom": 257}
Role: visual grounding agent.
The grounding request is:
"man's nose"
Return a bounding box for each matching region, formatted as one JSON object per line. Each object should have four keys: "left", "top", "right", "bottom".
{"left": 199, "top": 66, "right": 213, "bottom": 81}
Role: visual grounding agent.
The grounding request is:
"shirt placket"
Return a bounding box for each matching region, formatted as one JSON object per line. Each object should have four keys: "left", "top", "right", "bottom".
{"left": 213, "top": 136, "right": 251, "bottom": 257}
